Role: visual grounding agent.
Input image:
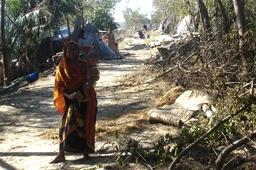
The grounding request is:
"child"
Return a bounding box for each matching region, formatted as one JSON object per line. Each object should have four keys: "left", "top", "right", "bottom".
{"left": 82, "top": 52, "right": 100, "bottom": 102}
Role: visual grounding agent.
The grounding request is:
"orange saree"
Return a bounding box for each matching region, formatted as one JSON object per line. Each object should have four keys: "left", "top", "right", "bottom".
{"left": 53, "top": 41, "right": 97, "bottom": 153}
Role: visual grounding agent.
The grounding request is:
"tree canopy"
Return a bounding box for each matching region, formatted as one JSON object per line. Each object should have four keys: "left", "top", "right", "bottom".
{"left": 86, "top": 0, "right": 120, "bottom": 31}
{"left": 123, "top": 7, "right": 149, "bottom": 30}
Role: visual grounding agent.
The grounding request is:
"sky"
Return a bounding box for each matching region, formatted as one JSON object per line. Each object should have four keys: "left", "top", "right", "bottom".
{"left": 113, "top": 0, "right": 154, "bottom": 22}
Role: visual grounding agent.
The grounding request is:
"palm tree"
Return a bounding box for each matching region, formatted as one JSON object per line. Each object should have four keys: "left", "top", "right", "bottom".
{"left": 1, "top": 0, "right": 11, "bottom": 86}
{"left": 1, "top": 0, "right": 82, "bottom": 84}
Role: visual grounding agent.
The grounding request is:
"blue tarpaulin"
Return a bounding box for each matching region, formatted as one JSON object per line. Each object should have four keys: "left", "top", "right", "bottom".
{"left": 78, "top": 23, "right": 124, "bottom": 60}
{"left": 0, "top": 72, "right": 38, "bottom": 94}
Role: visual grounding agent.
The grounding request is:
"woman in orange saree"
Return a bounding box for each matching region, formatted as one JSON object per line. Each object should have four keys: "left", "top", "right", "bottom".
{"left": 50, "top": 41, "right": 99, "bottom": 163}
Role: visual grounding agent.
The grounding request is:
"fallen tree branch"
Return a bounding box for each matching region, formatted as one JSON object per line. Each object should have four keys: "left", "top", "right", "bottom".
{"left": 215, "top": 131, "right": 256, "bottom": 170}
{"left": 145, "top": 65, "right": 178, "bottom": 83}
{"left": 250, "top": 79, "right": 254, "bottom": 94}
{"left": 168, "top": 105, "right": 249, "bottom": 170}
{"left": 240, "top": 79, "right": 255, "bottom": 97}
{"left": 157, "top": 38, "right": 197, "bottom": 62}
{"left": 146, "top": 51, "right": 198, "bottom": 83}
{"left": 221, "top": 155, "right": 238, "bottom": 170}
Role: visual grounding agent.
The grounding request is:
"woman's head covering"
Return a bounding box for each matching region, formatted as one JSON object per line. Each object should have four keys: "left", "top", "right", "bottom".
{"left": 63, "top": 41, "right": 80, "bottom": 61}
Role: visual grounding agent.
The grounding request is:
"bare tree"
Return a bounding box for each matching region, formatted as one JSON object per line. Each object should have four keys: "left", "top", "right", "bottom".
{"left": 214, "top": 0, "right": 230, "bottom": 35}
{"left": 197, "top": 0, "right": 211, "bottom": 32}
{"left": 233, "top": 0, "right": 254, "bottom": 77}
{"left": 186, "top": 0, "right": 200, "bottom": 32}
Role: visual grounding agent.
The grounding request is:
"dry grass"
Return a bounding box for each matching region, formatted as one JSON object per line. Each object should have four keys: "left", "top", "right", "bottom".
{"left": 118, "top": 39, "right": 134, "bottom": 49}
{"left": 155, "top": 86, "right": 185, "bottom": 107}
{"left": 39, "top": 128, "right": 59, "bottom": 140}
{"left": 96, "top": 109, "right": 149, "bottom": 141}
{"left": 143, "top": 30, "right": 161, "bottom": 45}
{"left": 119, "top": 72, "right": 146, "bottom": 86}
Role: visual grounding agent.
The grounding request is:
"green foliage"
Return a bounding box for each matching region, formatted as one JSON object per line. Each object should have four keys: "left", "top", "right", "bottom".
{"left": 152, "top": 134, "right": 174, "bottom": 164}
{"left": 115, "top": 133, "right": 174, "bottom": 167}
{"left": 221, "top": 119, "right": 237, "bottom": 134}
{"left": 6, "top": 0, "right": 22, "bottom": 18}
{"left": 90, "top": 7, "right": 117, "bottom": 30}
{"left": 86, "top": 0, "right": 119, "bottom": 31}
{"left": 208, "top": 102, "right": 256, "bottom": 142}
{"left": 209, "top": 118, "right": 237, "bottom": 141}
{"left": 174, "top": 127, "right": 205, "bottom": 155}
{"left": 118, "top": 39, "right": 133, "bottom": 49}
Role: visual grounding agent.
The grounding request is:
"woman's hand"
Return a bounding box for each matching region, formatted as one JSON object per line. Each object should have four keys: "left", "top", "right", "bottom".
{"left": 67, "top": 92, "right": 79, "bottom": 100}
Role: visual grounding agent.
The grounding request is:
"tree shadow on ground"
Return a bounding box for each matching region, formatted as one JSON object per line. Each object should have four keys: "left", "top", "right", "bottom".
{"left": 125, "top": 44, "right": 149, "bottom": 51}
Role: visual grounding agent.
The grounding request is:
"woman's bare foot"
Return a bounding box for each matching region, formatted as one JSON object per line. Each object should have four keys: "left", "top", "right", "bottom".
{"left": 49, "top": 155, "right": 66, "bottom": 164}
{"left": 83, "top": 149, "right": 90, "bottom": 159}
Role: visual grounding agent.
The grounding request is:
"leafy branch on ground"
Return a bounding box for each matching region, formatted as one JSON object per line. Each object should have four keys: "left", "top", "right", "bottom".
{"left": 115, "top": 133, "right": 175, "bottom": 169}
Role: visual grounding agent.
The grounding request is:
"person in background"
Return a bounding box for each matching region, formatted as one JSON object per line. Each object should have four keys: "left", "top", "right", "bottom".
{"left": 103, "top": 28, "right": 116, "bottom": 50}
{"left": 50, "top": 41, "right": 99, "bottom": 163}
{"left": 138, "top": 28, "right": 145, "bottom": 39}
{"left": 82, "top": 52, "right": 100, "bottom": 102}
{"left": 143, "top": 24, "right": 147, "bottom": 31}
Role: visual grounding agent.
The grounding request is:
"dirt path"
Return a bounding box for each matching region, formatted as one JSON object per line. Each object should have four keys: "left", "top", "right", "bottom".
{"left": 0, "top": 39, "right": 179, "bottom": 170}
